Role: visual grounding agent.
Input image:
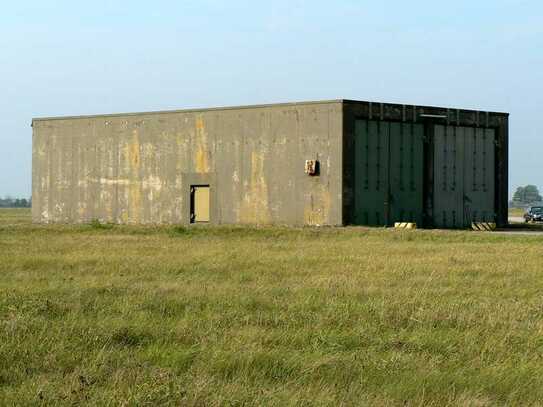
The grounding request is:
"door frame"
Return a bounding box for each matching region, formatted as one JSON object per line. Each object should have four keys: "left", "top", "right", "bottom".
{"left": 181, "top": 172, "right": 218, "bottom": 225}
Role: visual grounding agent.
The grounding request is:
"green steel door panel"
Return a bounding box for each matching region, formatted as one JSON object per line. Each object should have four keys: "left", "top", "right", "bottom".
{"left": 464, "top": 128, "right": 495, "bottom": 223}
{"left": 433, "top": 125, "right": 495, "bottom": 228}
{"left": 388, "top": 122, "right": 424, "bottom": 226}
{"left": 354, "top": 120, "right": 389, "bottom": 226}
{"left": 482, "top": 128, "right": 496, "bottom": 222}
{"left": 354, "top": 120, "right": 423, "bottom": 226}
{"left": 433, "top": 125, "right": 465, "bottom": 228}
{"left": 354, "top": 122, "right": 496, "bottom": 229}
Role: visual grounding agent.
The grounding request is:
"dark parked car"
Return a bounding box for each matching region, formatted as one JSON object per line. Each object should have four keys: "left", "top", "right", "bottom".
{"left": 524, "top": 206, "right": 543, "bottom": 223}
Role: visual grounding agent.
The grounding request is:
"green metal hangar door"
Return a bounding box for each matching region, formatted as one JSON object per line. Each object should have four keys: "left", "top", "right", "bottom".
{"left": 342, "top": 101, "right": 509, "bottom": 228}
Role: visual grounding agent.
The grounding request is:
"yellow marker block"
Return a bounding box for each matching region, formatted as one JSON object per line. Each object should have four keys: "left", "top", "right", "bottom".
{"left": 394, "top": 222, "right": 417, "bottom": 229}
{"left": 471, "top": 222, "right": 496, "bottom": 231}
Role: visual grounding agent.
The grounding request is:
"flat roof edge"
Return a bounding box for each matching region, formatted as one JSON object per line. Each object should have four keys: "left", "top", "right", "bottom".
{"left": 31, "top": 99, "right": 345, "bottom": 122}
{"left": 341, "top": 99, "right": 509, "bottom": 116}
{"left": 31, "top": 99, "right": 509, "bottom": 123}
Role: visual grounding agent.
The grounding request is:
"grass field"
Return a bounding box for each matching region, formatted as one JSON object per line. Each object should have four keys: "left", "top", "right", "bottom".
{"left": 1, "top": 209, "right": 543, "bottom": 406}
{"left": 508, "top": 208, "right": 526, "bottom": 218}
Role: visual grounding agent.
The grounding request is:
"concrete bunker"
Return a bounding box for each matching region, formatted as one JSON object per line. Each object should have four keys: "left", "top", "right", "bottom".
{"left": 32, "top": 99, "right": 509, "bottom": 228}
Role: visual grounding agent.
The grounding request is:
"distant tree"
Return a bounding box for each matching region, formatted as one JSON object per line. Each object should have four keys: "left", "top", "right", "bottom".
{"left": 0, "top": 196, "right": 32, "bottom": 208}
{"left": 512, "top": 185, "right": 542, "bottom": 205}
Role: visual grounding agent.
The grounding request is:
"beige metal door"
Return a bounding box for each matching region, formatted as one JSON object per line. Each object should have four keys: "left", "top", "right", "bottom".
{"left": 191, "top": 185, "right": 210, "bottom": 223}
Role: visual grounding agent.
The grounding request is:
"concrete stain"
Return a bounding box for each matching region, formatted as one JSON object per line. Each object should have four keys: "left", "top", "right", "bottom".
{"left": 304, "top": 183, "right": 331, "bottom": 226}
{"left": 77, "top": 202, "right": 87, "bottom": 219}
{"left": 240, "top": 151, "right": 271, "bottom": 224}
{"left": 128, "top": 129, "right": 142, "bottom": 223}
{"left": 194, "top": 117, "right": 210, "bottom": 173}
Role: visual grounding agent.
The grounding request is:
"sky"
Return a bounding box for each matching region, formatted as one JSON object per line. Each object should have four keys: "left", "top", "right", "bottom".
{"left": 1, "top": 0, "right": 542, "bottom": 198}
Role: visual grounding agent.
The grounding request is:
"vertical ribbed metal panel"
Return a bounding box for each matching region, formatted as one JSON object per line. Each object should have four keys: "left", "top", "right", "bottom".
{"left": 433, "top": 125, "right": 495, "bottom": 227}
{"left": 389, "top": 123, "right": 424, "bottom": 226}
{"left": 354, "top": 120, "right": 389, "bottom": 225}
{"left": 434, "top": 125, "right": 464, "bottom": 228}
{"left": 354, "top": 120, "right": 423, "bottom": 226}
{"left": 463, "top": 127, "right": 495, "bottom": 223}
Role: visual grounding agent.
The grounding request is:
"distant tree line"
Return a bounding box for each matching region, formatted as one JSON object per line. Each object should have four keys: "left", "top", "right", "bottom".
{"left": 0, "top": 197, "right": 32, "bottom": 208}
{"left": 511, "top": 185, "right": 542, "bottom": 207}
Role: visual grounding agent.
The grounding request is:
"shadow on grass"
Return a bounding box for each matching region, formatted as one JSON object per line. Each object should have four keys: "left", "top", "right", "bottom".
{"left": 89, "top": 219, "right": 115, "bottom": 230}
{"left": 500, "top": 222, "right": 543, "bottom": 231}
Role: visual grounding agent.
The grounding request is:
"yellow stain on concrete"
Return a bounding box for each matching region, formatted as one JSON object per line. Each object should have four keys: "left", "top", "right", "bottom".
{"left": 100, "top": 189, "right": 113, "bottom": 222}
{"left": 142, "top": 142, "right": 154, "bottom": 159}
{"left": 127, "top": 129, "right": 142, "bottom": 223}
{"left": 240, "top": 152, "right": 271, "bottom": 224}
{"left": 129, "top": 182, "right": 142, "bottom": 223}
{"left": 129, "top": 131, "right": 140, "bottom": 168}
{"left": 77, "top": 201, "right": 87, "bottom": 219}
{"left": 304, "top": 183, "right": 331, "bottom": 226}
{"left": 194, "top": 116, "right": 210, "bottom": 173}
{"left": 105, "top": 139, "right": 116, "bottom": 222}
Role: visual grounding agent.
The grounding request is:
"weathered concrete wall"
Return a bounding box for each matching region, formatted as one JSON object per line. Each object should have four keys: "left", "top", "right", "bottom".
{"left": 32, "top": 101, "right": 343, "bottom": 225}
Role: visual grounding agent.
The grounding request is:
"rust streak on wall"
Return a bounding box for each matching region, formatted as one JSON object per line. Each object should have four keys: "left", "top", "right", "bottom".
{"left": 240, "top": 151, "right": 271, "bottom": 224}
{"left": 195, "top": 116, "right": 210, "bottom": 174}
{"left": 127, "top": 129, "right": 141, "bottom": 223}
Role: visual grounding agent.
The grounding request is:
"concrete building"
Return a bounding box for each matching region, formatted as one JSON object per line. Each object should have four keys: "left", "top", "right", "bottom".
{"left": 32, "top": 100, "right": 509, "bottom": 228}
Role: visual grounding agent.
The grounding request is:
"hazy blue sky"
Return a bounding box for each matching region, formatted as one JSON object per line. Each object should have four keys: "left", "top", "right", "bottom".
{"left": 1, "top": 0, "right": 541, "bottom": 197}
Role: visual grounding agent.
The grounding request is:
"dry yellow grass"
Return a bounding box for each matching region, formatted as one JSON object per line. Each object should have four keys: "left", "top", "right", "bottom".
{"left": 508, "top": 208, "right": 525, "bottom": 218}
{"left": 1, "top": 209, "right": 542, "bottom": 405}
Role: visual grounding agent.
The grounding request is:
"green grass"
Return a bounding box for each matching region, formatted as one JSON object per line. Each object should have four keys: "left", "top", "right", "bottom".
{"left": 1, "top": 209, "right": 542, "bottom": 406}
